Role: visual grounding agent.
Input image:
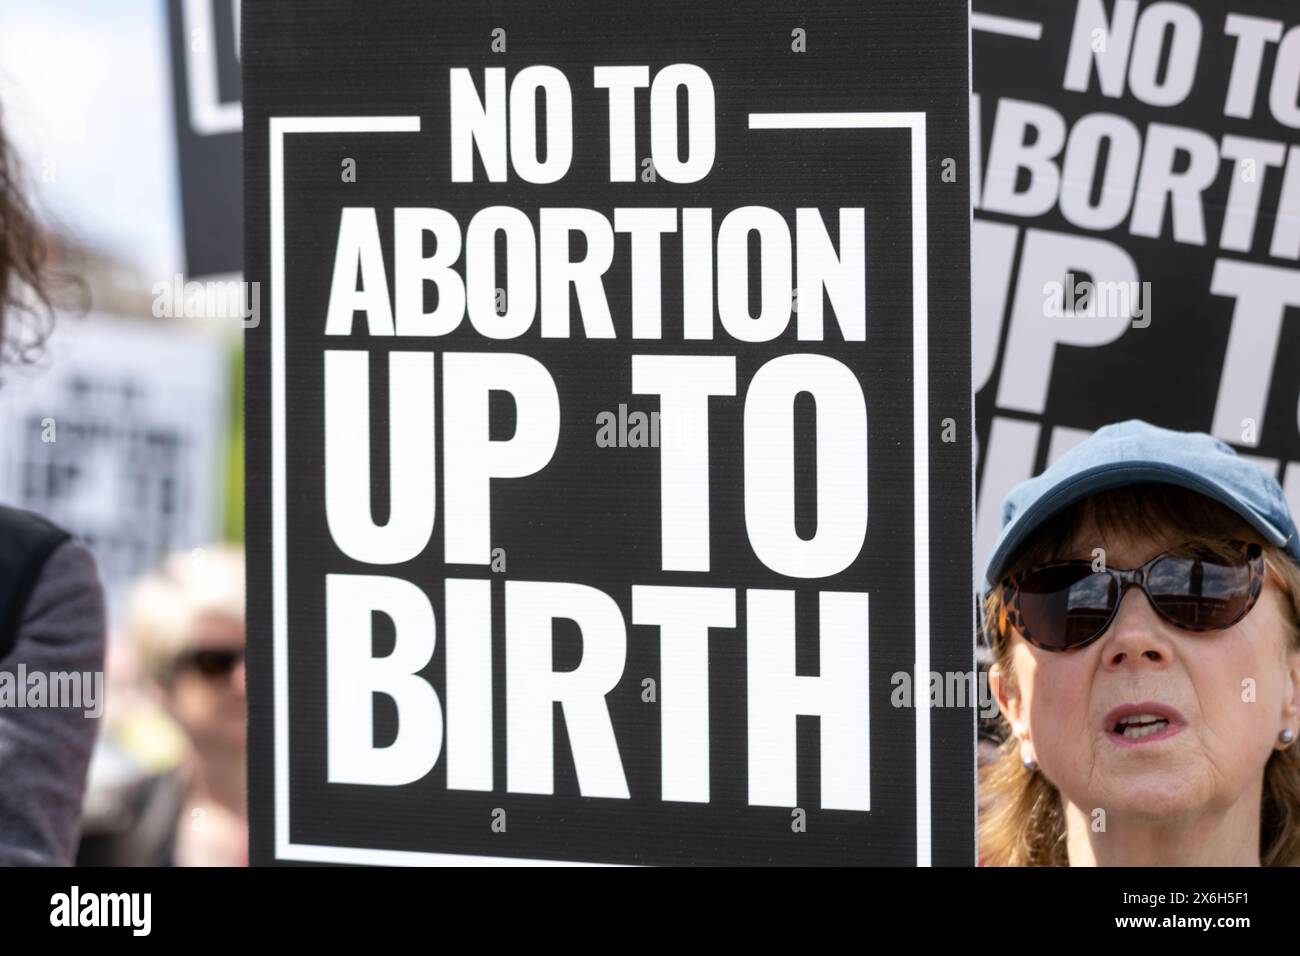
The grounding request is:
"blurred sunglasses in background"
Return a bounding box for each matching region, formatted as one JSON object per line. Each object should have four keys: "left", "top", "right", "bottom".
{"left": 1001, "top": 540, "right": 1268, "bottom": 652}
{"left": 176, "top": 647, "right": 245, "bottom": 680}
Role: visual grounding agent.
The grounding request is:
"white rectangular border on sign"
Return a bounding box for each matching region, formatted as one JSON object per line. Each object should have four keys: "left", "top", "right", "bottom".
{"left": 268, "top": 112, "right": 931, "bottom": 866}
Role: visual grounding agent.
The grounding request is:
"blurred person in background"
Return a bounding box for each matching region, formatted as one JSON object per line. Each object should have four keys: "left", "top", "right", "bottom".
{"left": 78, "top": 545, "right": 246, "bottom": 866}
{"left": 0, "top": 109, "right": 106, "bottom": 865}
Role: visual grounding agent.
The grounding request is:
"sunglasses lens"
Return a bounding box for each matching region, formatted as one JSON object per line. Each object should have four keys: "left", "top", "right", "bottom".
{"left": 1147, "top": 549, "right": 1256, "bottom": 629}
{"left": 1017, "top": 565, "right": 1117, "bottom": 650}
{"left": 192, "top": 649, "right": 242, "bottom": 678}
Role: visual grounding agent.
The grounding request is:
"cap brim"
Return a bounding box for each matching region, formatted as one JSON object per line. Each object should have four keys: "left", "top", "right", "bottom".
{"left": 982, "top": 461, "right": 1291, "bottom": 590}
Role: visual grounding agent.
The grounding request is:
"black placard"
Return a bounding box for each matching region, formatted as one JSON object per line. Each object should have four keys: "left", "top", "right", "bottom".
{"left": 244, "top": 0, "right": 972, "bottom": 866}
{"left": 973, "top": 0, "right": 1300, "bottom": 584}
{"left": 167, "top": 0, "right": 242, "bottom": 278}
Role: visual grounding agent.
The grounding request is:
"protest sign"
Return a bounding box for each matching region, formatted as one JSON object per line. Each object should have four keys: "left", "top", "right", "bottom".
{"left": 167, "top": 0, "right": 242, "bottom": 277}
{"left": 973, "top": 0, "right": 1300, "bottom": 579}
{"left": 244, "top": 0, "right": 973, "bottom": 865}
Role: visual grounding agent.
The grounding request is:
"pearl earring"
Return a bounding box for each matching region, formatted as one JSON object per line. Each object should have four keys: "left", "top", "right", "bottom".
{"left": 1022, "top": 755, "right": 1038, "bottom": 771}
{"left": 1281, "top": 728, "right": 1296, "bottom": 745}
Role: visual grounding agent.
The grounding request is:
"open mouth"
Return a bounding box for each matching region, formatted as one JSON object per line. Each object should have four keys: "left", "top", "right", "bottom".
{"left": 1111, "top": 714, "right": 1171, "bottom": 739}
{"left": 1103, "top": 703, "right": 1185, "bottom": 746}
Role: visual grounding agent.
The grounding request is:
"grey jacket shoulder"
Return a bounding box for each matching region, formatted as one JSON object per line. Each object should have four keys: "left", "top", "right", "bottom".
{"left": 0, "top": 538, "right": 106, "bottom": 865}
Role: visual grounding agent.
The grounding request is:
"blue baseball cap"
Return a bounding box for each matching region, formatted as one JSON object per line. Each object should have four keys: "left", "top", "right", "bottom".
{"left": 982, "top": 419, "right": 1300, "bottom": 601}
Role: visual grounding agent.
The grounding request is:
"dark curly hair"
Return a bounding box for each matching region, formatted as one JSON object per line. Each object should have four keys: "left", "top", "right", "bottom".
{"left": 0, "top": 108, "right": 60, "bottom": 368}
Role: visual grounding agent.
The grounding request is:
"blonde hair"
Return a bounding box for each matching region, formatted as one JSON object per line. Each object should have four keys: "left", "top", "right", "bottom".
{"left": 979, "top": 483, "right": 1300, "bottom": 866}
{"left": 126, "top": 544, "right": 245, "bottom": 686}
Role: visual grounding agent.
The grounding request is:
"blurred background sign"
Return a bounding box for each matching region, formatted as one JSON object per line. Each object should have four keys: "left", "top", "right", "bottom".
{"left": 973, "top": 0, "right": 1300, "bottom": 585}
{"left": 166, "top": 0, "right": 242, "bottom": 278}
{"left": 0, "top": 1, "right": 245, "bottom": 623}
{"left": 0, "top": 313, "right": 230, "bottom": 617}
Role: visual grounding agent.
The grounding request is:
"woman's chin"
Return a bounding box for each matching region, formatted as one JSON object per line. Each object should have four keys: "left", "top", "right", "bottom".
{"left": 1087, "top": 768, "right": 1208, "bottom": 820}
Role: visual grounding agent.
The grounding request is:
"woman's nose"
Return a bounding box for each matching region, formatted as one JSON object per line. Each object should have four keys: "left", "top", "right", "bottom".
{"left": 1098, "top": 585, "right": 1172, "bottom": 668}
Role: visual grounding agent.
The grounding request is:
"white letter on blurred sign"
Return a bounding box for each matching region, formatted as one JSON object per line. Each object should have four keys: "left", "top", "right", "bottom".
{"left": 996, "top": 229, "right": 1134, "bottom": 414}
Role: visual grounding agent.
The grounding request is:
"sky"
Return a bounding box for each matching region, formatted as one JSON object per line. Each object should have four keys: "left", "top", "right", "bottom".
{"left": 0, "top": 0, "right": 185, "bottom": 281}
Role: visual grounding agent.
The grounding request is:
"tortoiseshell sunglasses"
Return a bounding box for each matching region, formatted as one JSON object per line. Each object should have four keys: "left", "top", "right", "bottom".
{"left": 1000, "top": 540, "right": 1267, "bottom": 652}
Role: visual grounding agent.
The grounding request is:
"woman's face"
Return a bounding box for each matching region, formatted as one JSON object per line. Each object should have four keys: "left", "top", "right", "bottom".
{"left": 166, "top": 611, "right": 247, "bottom": 754}
{"left": 994, "top": 523, "right": 1300, "bottom": 824}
